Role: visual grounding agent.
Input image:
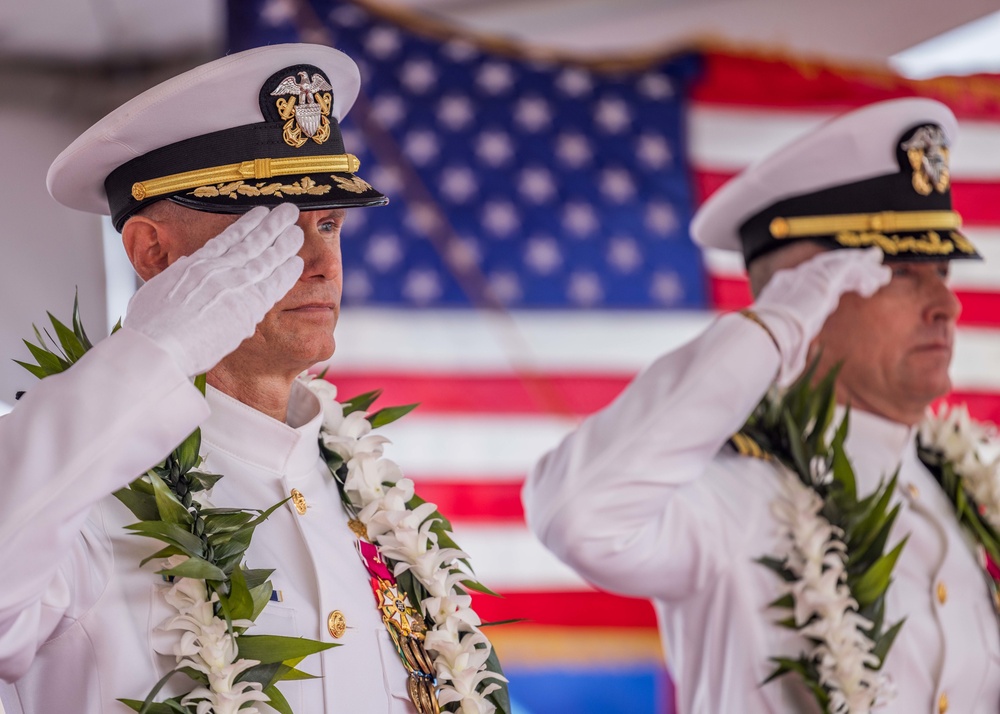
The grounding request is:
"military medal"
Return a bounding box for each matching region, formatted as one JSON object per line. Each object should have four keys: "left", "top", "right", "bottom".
{"left": 357, "top": 539, "right": 441, "bottom": 714}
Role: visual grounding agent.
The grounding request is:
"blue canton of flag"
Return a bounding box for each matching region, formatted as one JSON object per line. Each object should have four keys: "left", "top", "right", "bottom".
{"left": 228, "top": 0, "right": 706, "bottom": 309}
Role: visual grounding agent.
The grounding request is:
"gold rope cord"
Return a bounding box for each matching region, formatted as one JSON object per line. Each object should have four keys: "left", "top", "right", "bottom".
{"left": 769, "top": 210, "right": 961, "bottom": 240}
{"left": 131, "top": 154, "right": 360, "bottom": 200}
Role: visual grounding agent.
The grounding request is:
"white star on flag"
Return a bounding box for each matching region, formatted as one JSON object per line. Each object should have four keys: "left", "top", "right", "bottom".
{"left": 518, "top": 167, "right": 558, "bottom": 204}
{"left": 607, "top": 236, "right": 643, "bottom": 273}
{"left": 482, "top": 201, "right": 520, "bottom": 238}
{"left": 475, "top": 130, "right": 515, "bottom": 167}
{"left": 445, "top": 237, "right": 482, "bottom": 271}
{"left": 645, "top": 201, "right": 680, "bottom": 237}
{"left": 600, "top": 168, "right": 636, "bottom": 203}
{"left": 405, "top": 202, "right": 443, "bottom": 235}
{"left": 371, "top": 94, "right": 406, "bottom": 128}
{"left": 562, "top": 202, "right": 599, "bottom": 237}
{"left": 514, "top": 97, "right": 553, "bottom": 133}
{"left": 403, "top": 130, "right": 440, "bottom": 165}
{"left": 524, "top": 236, "right": 563, "bottom": 275}
{"left": 260, "top": 0, "right": 296, "bottom": 27}
{"left": 637, "top": 134, "right": 673, "bottom": 169}
{"left": 594, "top": 97, "right": 632, "bottom": 134}
{"left": 365, "top": 234, "right": 404, "bottom": 272}
{"left": 487, "top": 271, "right": 523, "bottom": 305}
{"left": 400, "top": 59, "right": 438, "bottom": 94}
{"left": 341, "top": 269, "right": 372, "bottom": 301}
{"left": 567, "top": 271, "right": 604, "bottom": 306}
{"left": 650, "top": 270, "right": 685, "bottom": 306}
{"left": 440, "top": 167, "right": 479, "bottom": 204}
{"left": 638, "top": 72, "right": 675, "bottom": 100}
{"left": 476, "top": 62, "right": 515, "bottom": 95}
{"left": 438, "top": 95, "right": 475, "bottom": 131}
{"left": 402, "top": 269, "right": 444, "bottom": 306}
{"left": 365, "top": 26, "right": 401, "bottom": 59}
{"left": 555, "top": 133, "right": 592, "bottom": 168}
{"left": 556, "top": 68, "right": 593, "bottom": 97}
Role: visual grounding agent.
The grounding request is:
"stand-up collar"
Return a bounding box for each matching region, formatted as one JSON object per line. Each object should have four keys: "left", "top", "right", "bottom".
{"left": 201, "top": 380, "right": 323, "bottom": 477}
{"left": 840, "top": 406, "right": 917, "bottom": 491}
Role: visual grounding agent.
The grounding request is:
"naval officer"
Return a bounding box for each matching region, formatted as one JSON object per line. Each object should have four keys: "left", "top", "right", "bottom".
{"left": 0, "top": 43, "right": 500, "bottom": 714}
{"left": 524, "top": 98, "right": 1000, "bottom": 713}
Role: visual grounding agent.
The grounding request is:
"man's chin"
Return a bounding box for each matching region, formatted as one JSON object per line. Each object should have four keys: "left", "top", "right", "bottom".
{"left": 910, "top": 372, "right": 952, "bottom": 406}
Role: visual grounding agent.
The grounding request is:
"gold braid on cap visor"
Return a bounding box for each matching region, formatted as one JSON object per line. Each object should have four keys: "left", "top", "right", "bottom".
{"left": 130, "top": 154, "right": 361, "bottom": 200}
{"left": 768, "top": 210, "right": 962, "bottom": 240}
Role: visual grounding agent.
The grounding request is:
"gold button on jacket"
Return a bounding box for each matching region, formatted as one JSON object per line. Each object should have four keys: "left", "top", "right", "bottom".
{"left": 328, "top": 609, "right": 347, "bottom": 638}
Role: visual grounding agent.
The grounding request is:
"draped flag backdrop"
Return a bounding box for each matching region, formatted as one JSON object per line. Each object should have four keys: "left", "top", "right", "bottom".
{"left": 229, "top": 2, "right": 1000, "bottom": 712}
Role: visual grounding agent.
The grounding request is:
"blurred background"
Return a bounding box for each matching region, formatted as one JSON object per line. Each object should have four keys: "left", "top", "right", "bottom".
{"left": 3, "top": 1, "right": 1000, "bottom": 712}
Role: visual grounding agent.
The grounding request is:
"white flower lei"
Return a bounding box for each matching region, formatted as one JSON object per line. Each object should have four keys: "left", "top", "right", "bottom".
{"left": 305, "top": 376, "right": 506, "bottom": 714}
{"left": 769, "top": 402, "right": 1000, "bottom": 714}
{"left": 919, "top": 403, "right": 1000, "bottom": 531}
{"left": 771, "top": 467, "right": 895, "bottom": 714}
{"left": 156, "top": 555, "right": 270, "bottom": 714}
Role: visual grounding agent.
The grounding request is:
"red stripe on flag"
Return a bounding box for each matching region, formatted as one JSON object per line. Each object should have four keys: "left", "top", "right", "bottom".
{"left": 942, "top": 392, "right": 1000, "bottom": 428}
{"left": 709, "top": 274, "right": 1000, "bottom": 329}
{"left": 691, "top": 52, "right": 1000, "bottom": 121}
{"left": 471, "top": 589, "right": 658, "bottom": 629}
{"left": 707, "top": 275, "right": 753, "bottom": 312}
{"left": 414, "top": 479, "right": 526, "bottom": 523}
{"left": 328, "top": 374, "right": 630, "bottom": 415}
{"left": 695, "top": 170, "right": 1000, "bottom": 226}
{"left": 327, "top": 370, "right": 1000, "bottom": 429}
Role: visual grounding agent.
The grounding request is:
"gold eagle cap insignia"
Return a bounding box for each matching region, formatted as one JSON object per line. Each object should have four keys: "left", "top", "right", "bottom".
{"left": 901, "top": 125, "right": 950, "bottom": 197}
{"left": 271, "top": 71, "right": 335, "bottom": 147}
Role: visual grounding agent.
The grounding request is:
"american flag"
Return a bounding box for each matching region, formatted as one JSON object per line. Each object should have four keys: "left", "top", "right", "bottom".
{"left": 229, "top": 3, "right": 1000, "bottom": 712}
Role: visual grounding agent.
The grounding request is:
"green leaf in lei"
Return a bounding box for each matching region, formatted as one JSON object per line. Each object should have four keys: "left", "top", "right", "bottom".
{"left": 18, "top": 301, "right": 328, "bottom": 713}
{"left": 736, "top": 357, "right": 904, "bottom": 713}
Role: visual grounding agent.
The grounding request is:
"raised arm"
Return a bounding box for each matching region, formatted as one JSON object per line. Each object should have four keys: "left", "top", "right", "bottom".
{"left": 523, "top": 248, "right": 890, "bottom": 600}
{"left": 0, "top": 205, "right": 304, "bottom": 681}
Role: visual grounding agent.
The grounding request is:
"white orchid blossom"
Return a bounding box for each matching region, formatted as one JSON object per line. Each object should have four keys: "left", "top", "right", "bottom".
{"left": 772, "top": 470, "right": 894, "bottom": 712}
{"left": 155, "top": 557, "right": 266, "bottom": 714}
{"left": 303, "top": 375, "right": 504, "bottom": 714}
{"left": 923, "top": 404, "right": 1000, "bottom": 532}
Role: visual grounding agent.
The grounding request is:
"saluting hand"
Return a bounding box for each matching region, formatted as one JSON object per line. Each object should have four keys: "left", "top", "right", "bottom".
{"left": 752, "top": 247, "right": 891, "bottom": 385}
{"left": 123, "top": 204, "right": 305, "bottom": 377}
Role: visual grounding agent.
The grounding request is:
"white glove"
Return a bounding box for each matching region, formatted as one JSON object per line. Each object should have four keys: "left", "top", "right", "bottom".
{"left": 752, "top": 247, "right": 891, "bottom": 385}
{"left": 124, "top": 204, "right": 305, "bottom": 377}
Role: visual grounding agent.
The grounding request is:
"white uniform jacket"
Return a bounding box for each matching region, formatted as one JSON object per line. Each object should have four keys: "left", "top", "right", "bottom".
{"left": 0, "top": 328, "right": 414, "bottom": 713}
{"left": 524, "top": 313, "right": 1000, "bottom": 713}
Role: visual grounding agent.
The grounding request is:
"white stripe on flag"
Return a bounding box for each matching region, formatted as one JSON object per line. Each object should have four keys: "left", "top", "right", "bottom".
{"left": 332, "top": 308, "right": 1000, "bottom": 393}
{"left": 330, "top": 308, "right": 715, "bottom": 373}
{"left": 452, "top": 523, "right": 591, "bottom": 591}
{"left": 381, "top": 415, "right": 577, "bottom": 479}
{"left": 689, "top": 104, "right": 1000, "bottom": 178}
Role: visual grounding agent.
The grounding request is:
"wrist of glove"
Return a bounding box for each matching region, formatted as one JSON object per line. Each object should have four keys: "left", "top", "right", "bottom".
{"left": 746, "top": 247, "right": 891, "bottom": 385}
{"left": 124, "top": 204, "right": 305, "bottom": 378}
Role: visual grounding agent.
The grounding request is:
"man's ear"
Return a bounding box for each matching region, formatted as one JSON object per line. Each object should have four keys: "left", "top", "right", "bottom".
{"left": 122, "top": 215, "right": 171, "bottom": 282}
